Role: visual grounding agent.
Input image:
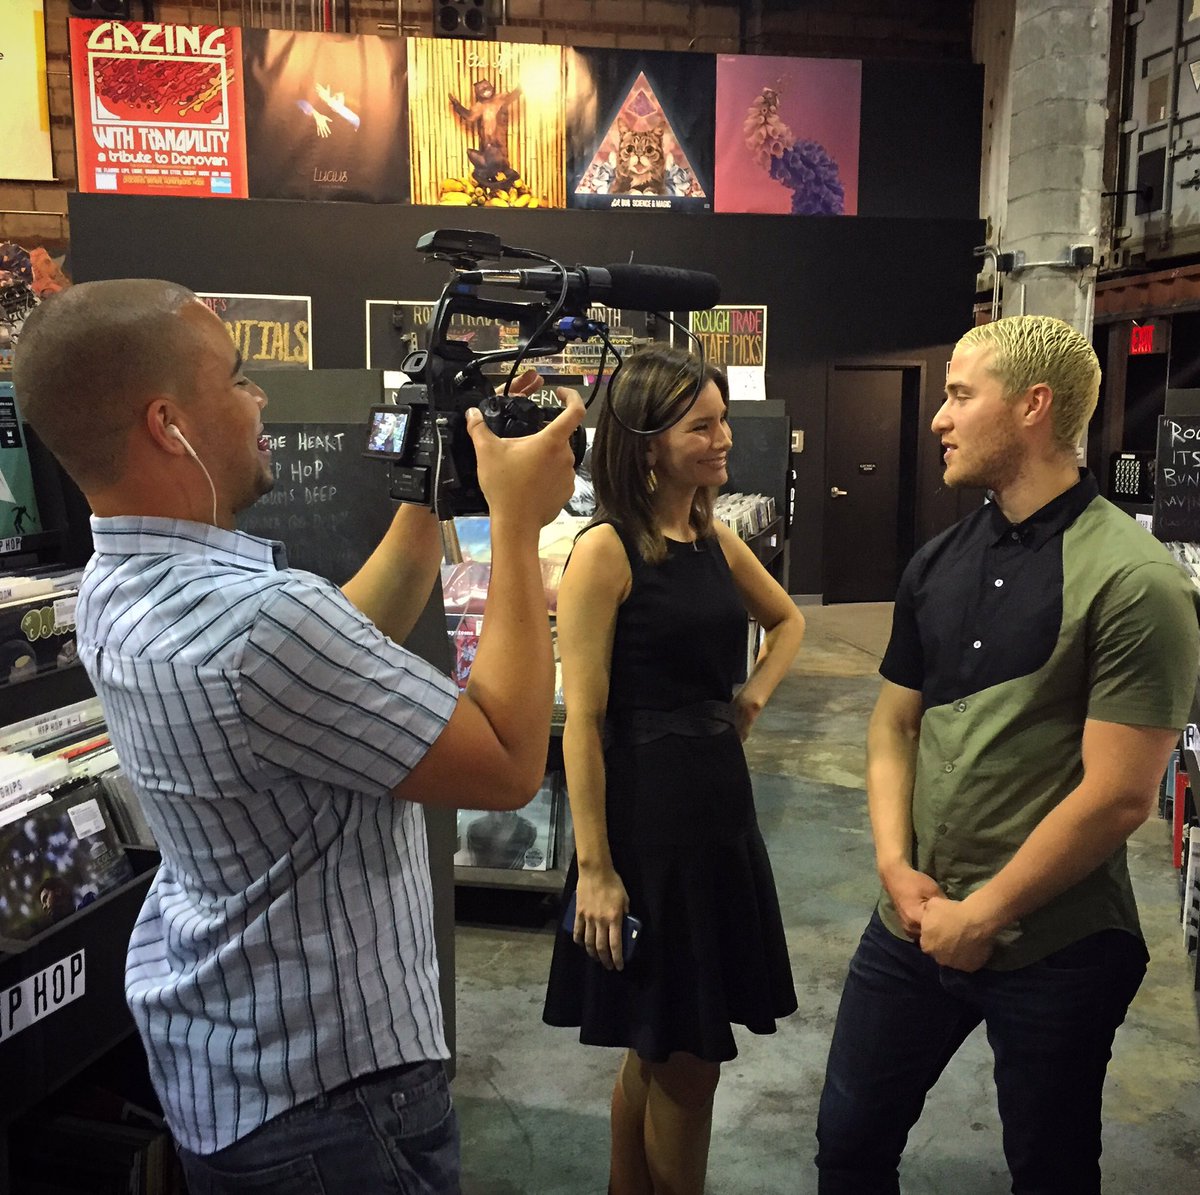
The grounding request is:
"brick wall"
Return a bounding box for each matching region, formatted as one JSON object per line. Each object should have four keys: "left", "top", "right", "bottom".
{"left": 1, "top": 0, "right": 973, "bottom": 254}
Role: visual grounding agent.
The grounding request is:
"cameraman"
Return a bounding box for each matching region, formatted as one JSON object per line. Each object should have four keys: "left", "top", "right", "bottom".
{"left": 13, "top": 279, "right": 584, "bottom": 1194}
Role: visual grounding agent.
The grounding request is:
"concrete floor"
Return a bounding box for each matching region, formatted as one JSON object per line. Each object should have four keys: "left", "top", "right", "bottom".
{"left": 451, "top": 603, "right": 1200, "bottom": 1194}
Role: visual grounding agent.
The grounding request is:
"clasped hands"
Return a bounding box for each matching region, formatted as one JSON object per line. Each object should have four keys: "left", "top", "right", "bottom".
{"left": 883, "top": 863, "right": 1001, "bottom": 972}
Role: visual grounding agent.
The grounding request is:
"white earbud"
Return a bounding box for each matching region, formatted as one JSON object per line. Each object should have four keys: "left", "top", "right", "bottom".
{"left": 168, "top": 425, "right": 197, "bottom": 458}
{"left": 168, "top": 425, "right": 217, "bottom": 525}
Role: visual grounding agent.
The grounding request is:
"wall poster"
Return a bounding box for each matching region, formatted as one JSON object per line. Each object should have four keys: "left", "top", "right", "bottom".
{"left": 241, "top": 30, "right": 409, "bottom": 203}
{"left": 407, "top": 39, "right": 564, "bottom": 209}
{"left": 69, "top": 19, "right": 248, "bottom": 198}
{"left": 0, "top": 381, "right": 43, "bottom": 539}
{"left": 197, "top": 293, "right": 313, "bottom": 369}
{"left": 566, "top": 48, "right": 714, "bottom": 212}
{"left": 1, "top": 0, "right": 55, "bottom": 180}
{"left": 715, "top": 55, "right": 860, "bottom": 216}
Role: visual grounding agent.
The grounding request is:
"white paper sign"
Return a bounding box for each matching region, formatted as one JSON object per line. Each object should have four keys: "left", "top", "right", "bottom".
{"left": 53, "top": 595, "right": 77, "bottom": 629}
{"left": 68, "top": 797, "right": 105, "bottom": 839}
{"left": 726, "top": 365, "right": 767, "bottom": 402}
{"left": 0, "top": 949, "right": 86, "bottom": 1044}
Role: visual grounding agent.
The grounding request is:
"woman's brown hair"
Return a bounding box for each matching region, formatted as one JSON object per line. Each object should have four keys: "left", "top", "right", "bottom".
{"left": 590, "top": 342, "right": 729, "bottom": 564}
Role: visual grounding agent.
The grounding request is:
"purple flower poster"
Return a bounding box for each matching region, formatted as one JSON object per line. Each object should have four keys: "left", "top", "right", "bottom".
{"left": 715, "top": 55, "right": 860, "bottom": 216}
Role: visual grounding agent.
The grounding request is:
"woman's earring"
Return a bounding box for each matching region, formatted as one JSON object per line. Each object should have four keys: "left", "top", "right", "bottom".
{"left": 647, "top": 468, "right": 658, "bottom": 493}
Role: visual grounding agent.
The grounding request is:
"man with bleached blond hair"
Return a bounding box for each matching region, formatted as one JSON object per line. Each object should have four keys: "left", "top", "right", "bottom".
{"left": 816, "top": 315, "right": 1200, "bottom": 1193}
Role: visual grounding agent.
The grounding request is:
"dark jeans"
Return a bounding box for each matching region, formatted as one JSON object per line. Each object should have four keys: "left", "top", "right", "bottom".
{"left": 178, "top": 1061, "right": 459, "bottom": 1194}
{"left": 815, "top": 911, "right": 1147, "bottom": 1195}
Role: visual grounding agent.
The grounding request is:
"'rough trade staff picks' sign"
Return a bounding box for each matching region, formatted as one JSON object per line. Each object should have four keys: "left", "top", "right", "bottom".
{"left": 69, "top": 18, "right": 249, "bottom": 198}
{"left": 688, "top": 305, "right": 767, "bottom": 368}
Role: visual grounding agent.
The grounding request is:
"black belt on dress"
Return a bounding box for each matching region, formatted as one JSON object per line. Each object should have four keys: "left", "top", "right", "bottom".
{"left": 604, "top": 700, "right": 736, "bottom": 748}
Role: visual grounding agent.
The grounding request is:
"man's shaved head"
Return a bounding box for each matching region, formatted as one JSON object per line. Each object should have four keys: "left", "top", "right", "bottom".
{"left": 13, "top": 279, "right": 204, "bottom": 491}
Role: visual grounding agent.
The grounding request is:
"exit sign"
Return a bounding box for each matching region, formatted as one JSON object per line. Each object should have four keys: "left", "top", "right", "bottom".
{"left": 1129, "top": 321, "right": 1168, "bottom": 355}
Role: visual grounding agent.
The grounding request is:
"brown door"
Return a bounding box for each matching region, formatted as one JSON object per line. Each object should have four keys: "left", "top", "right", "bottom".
{"left": 824, "top": 364, "right": 919, "bottom": 603}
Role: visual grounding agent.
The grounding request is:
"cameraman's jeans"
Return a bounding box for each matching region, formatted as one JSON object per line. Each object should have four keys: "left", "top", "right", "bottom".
{"left": 178, "top": 1060, "right": 460, "bottom": 1195}
{"left": 814, "top": 911, "right": 1147, "bottom": 1195}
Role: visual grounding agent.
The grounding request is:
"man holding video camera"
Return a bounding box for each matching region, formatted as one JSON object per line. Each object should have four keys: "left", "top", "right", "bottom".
{"left": 14, "top": 279, "right": 584, "bottom": 1193}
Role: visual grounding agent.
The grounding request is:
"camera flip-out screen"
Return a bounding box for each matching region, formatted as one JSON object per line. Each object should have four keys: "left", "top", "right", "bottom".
{"left": 363, "top": 405, "right": 413, "bottom": 460}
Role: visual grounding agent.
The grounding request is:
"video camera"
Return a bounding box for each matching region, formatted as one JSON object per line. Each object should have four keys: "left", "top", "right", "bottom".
{"left": 363, "top": 229, "right": 721, "bottom": 518}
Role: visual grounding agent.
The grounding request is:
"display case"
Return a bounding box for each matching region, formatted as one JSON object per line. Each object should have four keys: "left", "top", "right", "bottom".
{"left": 442, "top": 516, "right": 578, "bottom": 893}
{"left": 453, "top": 733, "right": 574, "bottom": 896}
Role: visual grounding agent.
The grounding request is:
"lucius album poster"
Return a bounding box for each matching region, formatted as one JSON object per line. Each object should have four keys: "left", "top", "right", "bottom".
{"left": 241, "top": 30, "right": 409, "bottom": 203}
{"left": 408, "top": 39, "right": 564, "bottom": 209}
{"left": 566, "top": 48, "right": 714, "bottom": 213}
{"left": 69, "top": 18, "right": 249, "bottom": 198}
{"left": 715, "top": 55, "right": 860, "bottom": 216}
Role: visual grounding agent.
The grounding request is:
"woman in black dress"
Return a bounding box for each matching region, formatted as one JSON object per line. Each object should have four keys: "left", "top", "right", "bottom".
{"left": 543, "top": 344, "right": 805, "bottom": 1193}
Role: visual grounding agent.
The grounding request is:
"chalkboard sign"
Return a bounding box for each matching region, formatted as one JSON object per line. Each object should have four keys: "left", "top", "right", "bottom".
{"left": 238, "top": 422, "right": 393, "bottom": 583}
{"left": 1153, "top": 414, "right": 1200, "bottom": 542}
{"left": 235, "top": 369, "right": 452, "bottom": 677}
{"left": 238, "top": 369, "right": 389, "bottom": 583}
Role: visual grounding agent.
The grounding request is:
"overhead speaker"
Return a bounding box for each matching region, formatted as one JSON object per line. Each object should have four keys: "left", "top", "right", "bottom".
{"left": 434, "top": 0, "right": 494, "bottom": 39}
{"left": 68, "top": 0, "right": 131, "bottom": 17}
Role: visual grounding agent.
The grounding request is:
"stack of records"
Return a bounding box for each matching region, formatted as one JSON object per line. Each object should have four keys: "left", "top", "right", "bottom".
{"left": 0, "top": 777, "right": 134, "bottom": 942}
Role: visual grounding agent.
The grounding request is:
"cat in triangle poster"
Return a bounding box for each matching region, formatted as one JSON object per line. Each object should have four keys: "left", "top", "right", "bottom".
{"left": 567, "top": 49, "right": 714, "bottom": 213}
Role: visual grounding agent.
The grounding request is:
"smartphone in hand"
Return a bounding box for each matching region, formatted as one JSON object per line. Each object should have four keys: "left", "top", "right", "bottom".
{"left": 561, "top": 891, "right": 642, "bottom": 964}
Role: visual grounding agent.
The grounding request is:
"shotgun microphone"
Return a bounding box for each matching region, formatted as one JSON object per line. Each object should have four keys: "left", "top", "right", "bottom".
{"left": 456, "top": 263, "right": 721, "bottom": 312}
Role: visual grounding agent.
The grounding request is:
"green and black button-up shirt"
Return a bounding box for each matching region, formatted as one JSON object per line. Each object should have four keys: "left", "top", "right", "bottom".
{"left": 879, "top": 473, "right": 1200, "bottom": 969}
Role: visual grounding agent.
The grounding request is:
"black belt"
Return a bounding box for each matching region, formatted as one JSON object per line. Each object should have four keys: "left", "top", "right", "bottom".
{"left": 605, "top": 700, "right": 736, "bottom": 748}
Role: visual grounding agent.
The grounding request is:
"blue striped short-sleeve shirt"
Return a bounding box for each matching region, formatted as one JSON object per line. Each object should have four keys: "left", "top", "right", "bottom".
{"left": 77, "top": 516, "right": 459, "bottom": 1155}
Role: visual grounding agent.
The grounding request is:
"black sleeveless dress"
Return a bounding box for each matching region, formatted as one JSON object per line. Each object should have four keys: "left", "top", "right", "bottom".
{"left": 542, "top": 524, "right": 797, "bottom": 1062}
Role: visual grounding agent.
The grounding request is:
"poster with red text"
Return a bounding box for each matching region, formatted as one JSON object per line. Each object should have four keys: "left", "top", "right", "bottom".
{"left": 69, "top": 19, "right": 248, "bottom": 198}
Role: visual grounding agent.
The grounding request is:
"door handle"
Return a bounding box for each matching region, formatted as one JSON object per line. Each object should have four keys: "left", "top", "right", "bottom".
{"left": 830, "top": 486, "right": 848, "bottom": 498}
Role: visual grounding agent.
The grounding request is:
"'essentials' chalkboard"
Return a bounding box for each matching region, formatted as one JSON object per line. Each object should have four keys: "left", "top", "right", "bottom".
{"left": 1154, "top": 414, "right": 1200, "bottom": 543}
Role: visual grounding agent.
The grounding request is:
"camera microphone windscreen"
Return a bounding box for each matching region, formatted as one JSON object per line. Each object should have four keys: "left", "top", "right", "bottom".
{"left": 597, "top": 264, "right": 721, "bottom": 312}
{"left": 458, "top": 263, "right": 721, "bottom": 312}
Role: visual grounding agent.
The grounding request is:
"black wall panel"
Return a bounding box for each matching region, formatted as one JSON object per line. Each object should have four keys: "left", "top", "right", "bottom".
{"left": 68, "top": 193, "right": 982, "bottom": 594}
{"left": 67, "top": 51, "right": 983, "bottom": 596}
{"left": 859, "top": 61, "right": 984, "bottom": 220}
